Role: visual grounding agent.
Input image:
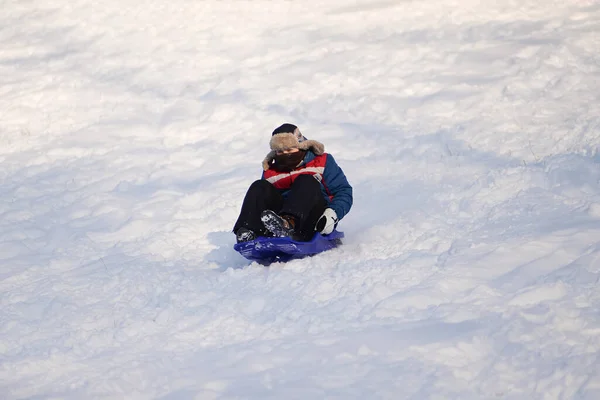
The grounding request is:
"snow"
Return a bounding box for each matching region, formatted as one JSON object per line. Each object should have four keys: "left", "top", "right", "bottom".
{"left": 1, "top": 0, "right": 600, "bottom": 398}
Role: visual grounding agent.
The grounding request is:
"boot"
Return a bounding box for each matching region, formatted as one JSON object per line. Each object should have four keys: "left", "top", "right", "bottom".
{"left": 236, "top": 227, "right": 256, "bottom": 243}
{"left": 261, "top": 210, "right": 296, "bottom": 238}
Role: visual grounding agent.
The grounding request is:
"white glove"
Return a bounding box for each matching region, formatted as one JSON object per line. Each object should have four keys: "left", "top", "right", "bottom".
{"left": 316, "top": 208, "right": 338, "bottom": 235}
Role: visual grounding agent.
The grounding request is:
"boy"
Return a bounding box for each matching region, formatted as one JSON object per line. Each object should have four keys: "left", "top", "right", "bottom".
{"left": 233, "top": 123, "right": 353, "bottom": 242}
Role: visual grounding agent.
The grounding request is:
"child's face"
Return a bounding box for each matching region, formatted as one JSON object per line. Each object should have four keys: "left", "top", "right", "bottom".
{"left": 276, "top": 148, "right": 300, "bottom": 155}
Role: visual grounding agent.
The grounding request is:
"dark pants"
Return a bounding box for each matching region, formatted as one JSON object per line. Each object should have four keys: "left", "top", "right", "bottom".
{"left": 233, "top": 175, "right": 327, "bottom": 241}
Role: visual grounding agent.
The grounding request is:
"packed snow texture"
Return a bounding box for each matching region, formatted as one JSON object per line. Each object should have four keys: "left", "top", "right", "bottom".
{"left": 1, "top": 0, "right": 600, "bottom": 399}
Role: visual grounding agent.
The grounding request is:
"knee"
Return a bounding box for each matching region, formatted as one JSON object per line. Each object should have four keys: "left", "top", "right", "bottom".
{"left": 293, "top": 174, "right": 320, "bottom": 188}
{"left": 248, "top": 179, "right": 273, "bottom": 193}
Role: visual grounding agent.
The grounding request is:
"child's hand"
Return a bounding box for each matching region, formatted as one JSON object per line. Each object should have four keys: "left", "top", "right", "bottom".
{"left": 316, "top": 208, "right": 338, "bottom": 235}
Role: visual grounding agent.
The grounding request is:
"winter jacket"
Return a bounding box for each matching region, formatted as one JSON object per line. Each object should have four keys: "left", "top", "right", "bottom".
{"left": 261, "top": 150, "right": 353, "bottom": 220}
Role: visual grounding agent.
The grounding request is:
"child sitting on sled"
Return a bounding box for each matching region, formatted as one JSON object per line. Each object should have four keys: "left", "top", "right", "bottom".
{"left": 233, "top": 123, "right": 353, "bottom": 243}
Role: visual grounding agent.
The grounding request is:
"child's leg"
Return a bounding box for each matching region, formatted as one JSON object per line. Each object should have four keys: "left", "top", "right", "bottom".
{"left": 233, "top": 180, "right": 283, "bottom": 236}
{"left": 281, "top": 175, "right": 327, "bottom": 241}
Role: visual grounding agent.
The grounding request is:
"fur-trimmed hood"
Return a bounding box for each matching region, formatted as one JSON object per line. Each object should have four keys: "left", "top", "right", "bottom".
{"left": 262, "top": 124, "right": 324, "bottom": 170}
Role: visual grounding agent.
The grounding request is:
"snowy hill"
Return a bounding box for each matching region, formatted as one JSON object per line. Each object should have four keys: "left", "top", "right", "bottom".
{"left": 1, "top": 0, "right": 600, "bottom": 398}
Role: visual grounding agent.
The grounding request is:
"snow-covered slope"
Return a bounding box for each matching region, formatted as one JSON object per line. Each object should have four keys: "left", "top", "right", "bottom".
{"left": 1, "top": 0, "right": 600, "bottom": 398}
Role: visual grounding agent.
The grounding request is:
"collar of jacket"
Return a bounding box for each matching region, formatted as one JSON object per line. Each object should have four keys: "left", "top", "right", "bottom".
{"left": 299, "top": 150, "right": 318, "bottom": 166}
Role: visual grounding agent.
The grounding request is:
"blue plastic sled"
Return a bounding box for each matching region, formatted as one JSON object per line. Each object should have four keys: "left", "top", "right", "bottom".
{"left": 234, "top": 230, "right": 344, "bottom": 264}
